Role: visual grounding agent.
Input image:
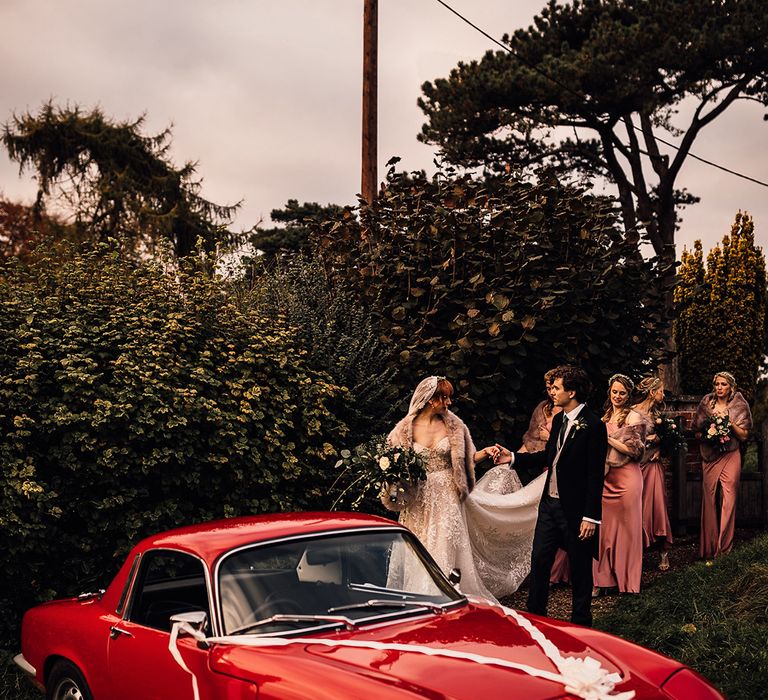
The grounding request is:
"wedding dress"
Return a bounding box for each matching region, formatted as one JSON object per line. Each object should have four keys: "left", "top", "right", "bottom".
{"left": 399, "top": 436, "right": 545, "bottom": 602}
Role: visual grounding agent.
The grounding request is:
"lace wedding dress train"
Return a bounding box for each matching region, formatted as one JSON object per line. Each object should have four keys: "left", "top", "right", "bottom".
{"left": 398, "top": 437, "right": 545, "bottom": 602}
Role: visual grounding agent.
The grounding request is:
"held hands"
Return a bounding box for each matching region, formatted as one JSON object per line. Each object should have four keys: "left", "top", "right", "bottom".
{"left": 479, "top": 445, "right": 501, "bottom": 462}
{"left": 493, "top": 444, "right": 512, "bottom": 465}
{"left": 579, "top": 520, "right": 596, "bottom": 540}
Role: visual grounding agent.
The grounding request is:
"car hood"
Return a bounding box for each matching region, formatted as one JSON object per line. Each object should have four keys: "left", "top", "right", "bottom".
{"left": 208, "top": 603, "right": 679, "bottom": 699}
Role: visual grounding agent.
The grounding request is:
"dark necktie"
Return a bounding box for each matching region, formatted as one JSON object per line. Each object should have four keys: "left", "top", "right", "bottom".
{"left": 557, "top": 414, "right": 569, "bottom": 450}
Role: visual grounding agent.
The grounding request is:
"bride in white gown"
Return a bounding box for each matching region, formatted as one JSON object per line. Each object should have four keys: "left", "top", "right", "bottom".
{"left": 386, "top": 376, "right": 545, "bottom": 602}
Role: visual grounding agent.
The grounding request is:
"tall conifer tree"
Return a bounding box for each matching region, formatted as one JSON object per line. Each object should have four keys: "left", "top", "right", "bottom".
{"left": 675, "top": 213, "right": 766, "bottom": 400}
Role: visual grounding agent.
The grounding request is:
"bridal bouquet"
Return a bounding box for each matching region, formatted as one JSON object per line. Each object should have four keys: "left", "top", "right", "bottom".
{"left": 703, "top": 414, "right": 732, "bottom": 453}
{"left": 332, "top": 435, "right": 426, "bottom": 511}
{"left": 654, "top": 415, "right": 687, "bottom": 457}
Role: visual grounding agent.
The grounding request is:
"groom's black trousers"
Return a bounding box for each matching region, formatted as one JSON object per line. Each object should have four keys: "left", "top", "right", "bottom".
{"left": 527, "top": 494, "right": 595, "bottom": 627}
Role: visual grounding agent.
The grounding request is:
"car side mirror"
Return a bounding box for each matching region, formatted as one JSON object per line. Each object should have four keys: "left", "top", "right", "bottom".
{"left": 448, "top": 568, "right": 461, "bottom": 585}
{"left": 170, "top": 611, "right": 209, "bottom": 648}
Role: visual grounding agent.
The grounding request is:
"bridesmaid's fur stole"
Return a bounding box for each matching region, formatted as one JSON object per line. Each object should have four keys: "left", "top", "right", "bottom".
{"left": 387, "top": 410, "right": 477, "bottom": 500}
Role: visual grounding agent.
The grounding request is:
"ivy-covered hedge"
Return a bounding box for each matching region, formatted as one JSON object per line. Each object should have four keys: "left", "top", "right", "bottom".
{"left": 319, "top": 166, "right": 673, "bottom": 443}
{"left": 0, "top": 245, "right": 347, "bottom": 644}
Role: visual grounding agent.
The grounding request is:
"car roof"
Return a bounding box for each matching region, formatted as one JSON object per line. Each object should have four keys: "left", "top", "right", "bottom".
{"left": 134, "top": 511, "right": 401, "bottom": 565}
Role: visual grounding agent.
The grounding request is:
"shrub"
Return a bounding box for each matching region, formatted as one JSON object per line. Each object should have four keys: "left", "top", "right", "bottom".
{"left": 245, "top": 254, "right": 398, "bottom": 446}
{"left": 319, "top": 165, "right": 673, "bottom": 444}
{"left": 0, "top": 244, "right": 347, "bottom": 645}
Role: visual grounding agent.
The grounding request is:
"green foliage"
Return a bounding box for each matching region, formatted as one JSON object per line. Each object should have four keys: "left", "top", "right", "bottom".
{"left": 675, "top": 212, "right": 767, "bottom": 400}
{"left": 247, "top": 200, "right": 354, "bottom": 263}
{"left": 0, "top": 244, "right": 347, "bottom": 645}
{"left": 418, "top": 0, "right": 768, "bottom": 259}
{"left": 2, "top": 101, "right": 241, "bottom": 258}
{"left": 0, "top": 651, "right": 36, "bottom": 700}
{"left": 245, "top": 254, "right": 398, "bottom": 446}
{"left": 597, "top": 535, "right": 768, "bottom": 700}
{"left": 319, "top": 164, "right": 673, "bottom": 444}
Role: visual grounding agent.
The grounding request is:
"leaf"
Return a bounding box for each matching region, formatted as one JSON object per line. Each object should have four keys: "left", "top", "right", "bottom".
{"left": 492, "top": 294, "right": 510, "bottom": 310}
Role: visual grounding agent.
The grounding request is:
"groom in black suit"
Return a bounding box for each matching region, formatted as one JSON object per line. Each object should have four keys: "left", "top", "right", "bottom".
{"left": 497, "top": 365, "right": 607, "bottom": 627}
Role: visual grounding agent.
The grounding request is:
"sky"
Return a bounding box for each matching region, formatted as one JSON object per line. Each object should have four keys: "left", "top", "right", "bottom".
{"left": 1, "top": 0, "right": 766, "bottom": 256}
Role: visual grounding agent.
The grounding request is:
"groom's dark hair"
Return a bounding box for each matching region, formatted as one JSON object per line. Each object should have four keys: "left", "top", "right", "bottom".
{"left": 553, "top": 365, "right": 591, "bottom": 403}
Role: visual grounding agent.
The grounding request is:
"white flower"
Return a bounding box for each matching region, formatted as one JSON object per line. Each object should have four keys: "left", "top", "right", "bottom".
{"left": 379, "top": 456, "right": 391, "bottom": 471}
{"left": 572, "top": 417, "right": 587, "bottom": 432}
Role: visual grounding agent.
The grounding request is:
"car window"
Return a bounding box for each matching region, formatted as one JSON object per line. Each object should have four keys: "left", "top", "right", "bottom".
{"left": 128, "top": 550, "right": 210, "bottom": 633}
{"left": 218, "top": 530, "right": 462, "bottom": 635}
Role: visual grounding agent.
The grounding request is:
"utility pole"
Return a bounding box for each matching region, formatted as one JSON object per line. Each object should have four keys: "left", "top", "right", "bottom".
{"left": 361, "top": 0, "right": 378, "bottom": 204}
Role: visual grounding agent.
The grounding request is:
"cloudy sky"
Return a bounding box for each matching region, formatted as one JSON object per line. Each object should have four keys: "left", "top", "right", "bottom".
{"left": 1, "top": 0, "right": 766, "bottom": 255}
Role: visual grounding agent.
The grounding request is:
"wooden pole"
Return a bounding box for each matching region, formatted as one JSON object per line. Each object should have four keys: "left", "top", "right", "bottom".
{"left": 361, "top": 0, "right": 378, "bottom": 204}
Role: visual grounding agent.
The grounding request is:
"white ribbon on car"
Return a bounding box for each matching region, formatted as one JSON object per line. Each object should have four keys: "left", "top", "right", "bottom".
{"left": 170, "top": 605, "right": 635, "bottom": 700}
{"left": 169, "top": 622, "right": 202, "bottom": 700}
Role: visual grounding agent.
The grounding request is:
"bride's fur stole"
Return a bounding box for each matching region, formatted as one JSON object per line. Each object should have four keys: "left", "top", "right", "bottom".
{"left": 387, "top": 409, "right": 477, "bottom": 500}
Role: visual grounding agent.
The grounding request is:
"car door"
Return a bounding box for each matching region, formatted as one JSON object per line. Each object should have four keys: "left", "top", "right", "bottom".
{"left": 107, "top": 548, "right": 214, "bottom": 700}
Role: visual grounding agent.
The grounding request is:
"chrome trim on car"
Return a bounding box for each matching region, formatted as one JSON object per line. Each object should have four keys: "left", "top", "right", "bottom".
{"left": 116, "top": 553, "right": 141, "bottom": 617}
{"left": 213, "top": 525, "right": 465, "bottom": 636}
{"left": 13, "top": 654, "right": 35, "bottom": 677}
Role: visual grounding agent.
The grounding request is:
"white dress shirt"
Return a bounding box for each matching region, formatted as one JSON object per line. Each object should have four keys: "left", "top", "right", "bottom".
{"left": 509, "top": 402, "right": 600, "bottom": 525}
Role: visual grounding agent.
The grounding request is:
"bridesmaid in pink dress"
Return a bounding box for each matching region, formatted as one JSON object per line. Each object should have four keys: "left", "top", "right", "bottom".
{"left": 517, "top": 370, "right": 568, "bottom": 584}
{"left": 593, "top": 374, "right": 646, "bottom": 595}
{"left": 632, "top": 376, "right": 673, "bottom": 571}
{"left": 693, "top": 372, "right": 752, "bottom": 560}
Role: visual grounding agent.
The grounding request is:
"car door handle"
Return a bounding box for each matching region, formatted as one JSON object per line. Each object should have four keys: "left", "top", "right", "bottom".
{"left": 109, "top": 625, "right": 133, "bottom": 639}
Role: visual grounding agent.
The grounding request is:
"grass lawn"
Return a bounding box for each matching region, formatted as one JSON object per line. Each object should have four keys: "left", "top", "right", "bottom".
{"left": 3, "top": 534, "right": 766, "bottom": 699}
{"left": 596, "top": 534, "right": 768, "bottom": 700}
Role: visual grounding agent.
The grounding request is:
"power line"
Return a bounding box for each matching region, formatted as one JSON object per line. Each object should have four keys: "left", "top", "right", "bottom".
{"left": 434, "top": 0, "right": 768, "bottom": 189}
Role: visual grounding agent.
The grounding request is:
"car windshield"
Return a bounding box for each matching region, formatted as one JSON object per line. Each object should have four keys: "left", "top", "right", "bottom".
{"left": 218, "top": 529, "right": 463, "bottom": 635}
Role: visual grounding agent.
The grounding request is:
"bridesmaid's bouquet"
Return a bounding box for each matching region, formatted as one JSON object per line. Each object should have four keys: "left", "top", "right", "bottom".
{"left": 654, "top": 415, "right": 687, "bottom": 457}
{"left": 703, "top": 414, "right": 732, "bottom": 452}
{"left": 332, "top": 435, "right": 426, "bottom": 510}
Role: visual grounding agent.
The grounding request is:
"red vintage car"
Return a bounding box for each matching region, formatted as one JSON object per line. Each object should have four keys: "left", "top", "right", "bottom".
{"left": 16, "top": 513, "right": 722, "bottom": 700}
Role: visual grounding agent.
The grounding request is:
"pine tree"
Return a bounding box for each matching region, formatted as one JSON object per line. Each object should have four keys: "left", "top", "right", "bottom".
{"left": 675, "top": 213, "right": 767, "bottom": 400}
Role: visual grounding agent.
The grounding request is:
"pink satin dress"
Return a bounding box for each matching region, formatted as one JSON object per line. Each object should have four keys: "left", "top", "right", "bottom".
{"left": 694, "top": 392, "right": 753, "bottom": 559}
{"left": 699, "top": 449, "right": 741, "bottom": 558}
{"left": 637, "top": 410, "right": 673, "bottom": 548}
{"left": 593, "top": 419, "right": 644, "bottom": 593}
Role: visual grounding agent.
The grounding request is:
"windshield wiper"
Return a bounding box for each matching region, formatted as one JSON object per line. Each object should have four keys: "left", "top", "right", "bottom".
{"left": 231, "top": 613, "right": 358, "bottom": 636}
{"left": 328, "top": 599, "right": 446, "bottom": 615}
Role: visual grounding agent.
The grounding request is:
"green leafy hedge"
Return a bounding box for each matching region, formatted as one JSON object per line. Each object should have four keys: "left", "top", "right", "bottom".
{"left": 319, "top": 166, "right": 673, "bottom": 443}
{"left": 0, "top": 245, "right": 347, "bottom": 644}
{"left": 246, "top": 254, "right": 398, "bottom": 446}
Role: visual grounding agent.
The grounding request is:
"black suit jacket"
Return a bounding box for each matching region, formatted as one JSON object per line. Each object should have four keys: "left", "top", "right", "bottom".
{"left": 515, "top": 405, "right": 608, "bottom": 533}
